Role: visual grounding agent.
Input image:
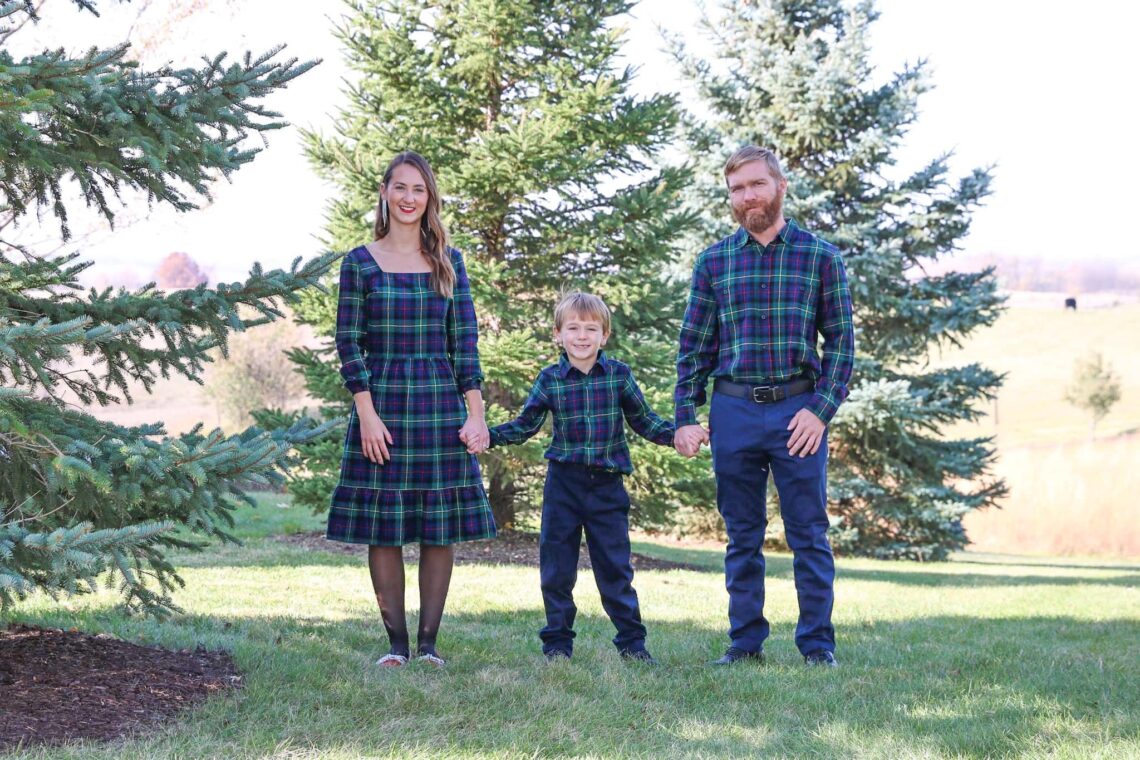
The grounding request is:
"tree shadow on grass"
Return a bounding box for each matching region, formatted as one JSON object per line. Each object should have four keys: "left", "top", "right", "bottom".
{"left": 7, "top": 600, "right": 1137, "bottom": 759}
{"left": 834, "top": 563, "right": 1140, "bottom": 588}
{"left": 951, "top": 555, "right": 1140, "bottom": 573}
{"left": 179, "top": 537, "right": 1140, "bottom": 592}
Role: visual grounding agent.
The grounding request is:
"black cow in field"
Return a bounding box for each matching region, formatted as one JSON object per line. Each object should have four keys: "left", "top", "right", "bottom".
{"left": 1065, "top": 297, "right": 1077, "bottom": 311}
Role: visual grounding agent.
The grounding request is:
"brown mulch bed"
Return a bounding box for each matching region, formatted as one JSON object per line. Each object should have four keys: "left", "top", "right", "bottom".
{"left": 0, "top": 624, "right": 240, "bottom": 752}
{"left": 276, "top": 529, "right": 704, "bottom": 572}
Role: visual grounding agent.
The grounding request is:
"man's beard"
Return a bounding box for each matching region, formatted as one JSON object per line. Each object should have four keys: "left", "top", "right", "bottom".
{"left": 732, "top": 191, "right": 783, "bottom": 235}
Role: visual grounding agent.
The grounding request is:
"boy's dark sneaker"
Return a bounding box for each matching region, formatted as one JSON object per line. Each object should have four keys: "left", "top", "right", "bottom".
{"left": 804, "top": 650, "right": 838, "bottom": 668}
{"left": 619, "top": 648, "right": 659, "bottom": 665}
{"left": 711, "top": 646, "right": 765, "bottom": 666}
{"left": 544, "top": 649, "right": 572, "bottom": 662}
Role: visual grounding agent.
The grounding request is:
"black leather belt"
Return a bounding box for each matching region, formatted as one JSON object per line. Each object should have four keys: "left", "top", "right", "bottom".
{"left": 714, "top": 378, "right": 814, "bottom": 404}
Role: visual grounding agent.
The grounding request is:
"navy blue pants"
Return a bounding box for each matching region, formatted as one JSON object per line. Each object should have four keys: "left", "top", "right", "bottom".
{"left": 709, "top": 390, "right": 836, "bottom": 656}
{"left": 539, "top": 461, "right": 647, "bottom": 655}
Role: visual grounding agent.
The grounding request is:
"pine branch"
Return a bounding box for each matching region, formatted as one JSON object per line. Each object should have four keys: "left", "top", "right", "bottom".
{"left": 0, "top": 250, "right": 340, "bottom": 405}
{"left": 1, "top": 41, "right": 320, "bottom": 237}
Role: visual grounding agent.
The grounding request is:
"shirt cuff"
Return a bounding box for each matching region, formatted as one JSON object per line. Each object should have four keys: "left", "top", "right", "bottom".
{"left": 675, "top": 404, "right": 700, "bottom": 428}
{"left": 804, "top": 392, "right": 838, "bottom": 425}
{"left": 458, "top": 377, "right": 483, "bottom": 393}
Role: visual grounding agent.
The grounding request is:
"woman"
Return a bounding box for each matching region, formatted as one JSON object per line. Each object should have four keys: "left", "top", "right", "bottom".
{"left": 327, "top": 151, "right": 495, "bottom": 667}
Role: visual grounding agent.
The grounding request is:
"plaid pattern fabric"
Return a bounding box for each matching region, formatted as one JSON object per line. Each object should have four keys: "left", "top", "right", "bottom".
{"left": 327, "top": 246, "right": 495, "bottom": 546}
{"left": 675, "top": 219, "right": 855, "bottom": 426}
{"left": 490, "top": 351, "right": 675, "bottom": 474}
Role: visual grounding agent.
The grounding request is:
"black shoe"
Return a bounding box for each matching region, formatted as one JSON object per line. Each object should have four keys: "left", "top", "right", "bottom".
{"left": 804, "top": 650, "right": 838, "bottom": 667}
{"left": 711, "top": 646, "right": 764, "bottom": 666}
{"left": 619, "top": 648, "right": 659, "bottom": 665}
{"left": 544, "top": 649, "right": 572, "bottom": 662}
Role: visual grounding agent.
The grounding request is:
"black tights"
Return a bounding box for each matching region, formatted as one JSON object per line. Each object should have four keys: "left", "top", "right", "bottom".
{"left": 367, "top": 545, "right": 454, "bottom": 656}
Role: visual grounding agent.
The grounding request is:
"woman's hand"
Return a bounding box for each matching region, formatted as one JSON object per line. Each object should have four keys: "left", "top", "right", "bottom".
{"left": 458, "top": 416, "right": 490, "bottom": 454}
{"left": 359, "top": 408, "right": 393, "bottom": 464}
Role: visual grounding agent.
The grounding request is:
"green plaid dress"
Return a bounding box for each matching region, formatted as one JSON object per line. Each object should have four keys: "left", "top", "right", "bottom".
{"left": 326, "top": 246, "right": 496, "bottom": 546}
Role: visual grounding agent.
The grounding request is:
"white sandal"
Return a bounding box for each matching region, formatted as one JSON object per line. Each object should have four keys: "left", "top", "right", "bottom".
{"left": 416, "top": 651, "right": 446, "bottom": 667}
{"left": 375, "top": 653, "right": 409, "bottom": 667}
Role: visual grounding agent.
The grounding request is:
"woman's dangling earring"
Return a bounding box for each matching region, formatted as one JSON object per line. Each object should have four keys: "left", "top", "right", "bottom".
{"left": 381, "top": 199, "right": 389, "bottom": 228}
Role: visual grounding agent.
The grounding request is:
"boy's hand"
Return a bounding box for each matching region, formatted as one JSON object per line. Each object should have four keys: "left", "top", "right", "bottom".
{"left": 674, "top": 424, "right": 709, "bottom": 457}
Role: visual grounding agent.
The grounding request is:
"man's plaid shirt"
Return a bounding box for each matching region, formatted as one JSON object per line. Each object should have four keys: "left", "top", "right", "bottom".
{"left": 490, "top": 351, "right": 675, "bottom": 474}
{"left": 675, "top": 219, "right": 855, "bottom": 426}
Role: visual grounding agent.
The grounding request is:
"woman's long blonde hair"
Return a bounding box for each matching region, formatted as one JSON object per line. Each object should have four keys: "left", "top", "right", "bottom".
{"left": 373, "top": 151, "right": 456, "bottom": 298}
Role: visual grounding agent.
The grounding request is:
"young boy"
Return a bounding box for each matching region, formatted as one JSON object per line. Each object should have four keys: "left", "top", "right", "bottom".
{"left": 488, "top": 291, "right": 675, "bottom": 663}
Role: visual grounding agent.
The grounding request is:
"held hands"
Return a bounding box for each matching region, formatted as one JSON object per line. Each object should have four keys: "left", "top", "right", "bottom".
{"left": 672, "top": 410, "right": 825, "bottom": 459}
{"left": 458, "top": 416, "right": 490, "bottom": 454}
{"left": 359, "top": 409, "right": 393, "bottom": 464}
{"left": 787, "top": 408, "right": 825, "bottom": 457}
{"left": 674, "top": 424, "right": 710, "bottom": 458}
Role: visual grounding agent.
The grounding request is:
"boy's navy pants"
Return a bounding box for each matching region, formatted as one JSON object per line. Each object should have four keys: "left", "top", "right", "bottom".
{"left": 539, "top": 460, "right": 647, "bottom": 655}
{"left": 709, "top": 390, "right": 836, "bottom": 656}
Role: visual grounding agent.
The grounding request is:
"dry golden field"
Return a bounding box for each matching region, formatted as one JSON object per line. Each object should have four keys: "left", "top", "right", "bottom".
{"left": 930, "top": 295, "right": 1140, "bottom": 558}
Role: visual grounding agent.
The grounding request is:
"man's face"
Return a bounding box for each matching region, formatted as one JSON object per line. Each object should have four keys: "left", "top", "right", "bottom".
{"left": 727, "top": 160, "right": 787, "bottom": 235}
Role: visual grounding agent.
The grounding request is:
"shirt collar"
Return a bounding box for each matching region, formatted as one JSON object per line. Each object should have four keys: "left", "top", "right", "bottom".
{"left": 558, "top": 350, "right": 609, "bottom": 378}
{"left": 735, "top": 217, "right": 799, "bottom": 250}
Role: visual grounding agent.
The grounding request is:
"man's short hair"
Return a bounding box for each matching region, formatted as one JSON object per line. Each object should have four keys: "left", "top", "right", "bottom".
{"left": 554, "top": 290, "right": 612, "bottom": 335}
{"left": 724, "top": 145, "right": 786, "bottom": 183}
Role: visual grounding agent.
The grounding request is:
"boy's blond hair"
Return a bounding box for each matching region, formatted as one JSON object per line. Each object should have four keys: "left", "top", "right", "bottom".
{"left": 554, "top": 290, "right": 611, "bottom": 335}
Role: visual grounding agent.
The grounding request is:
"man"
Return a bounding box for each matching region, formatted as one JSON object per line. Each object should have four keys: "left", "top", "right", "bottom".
{"left": 674, "top": 145, "right": 854, "bottom": 667}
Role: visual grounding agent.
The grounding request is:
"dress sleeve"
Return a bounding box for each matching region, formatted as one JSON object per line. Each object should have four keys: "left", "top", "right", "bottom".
{"left": 446, "top": 248, "right": 484, "bottom": 392}
{"left": 335, "top": 252, "right": 371, "bottom": 394}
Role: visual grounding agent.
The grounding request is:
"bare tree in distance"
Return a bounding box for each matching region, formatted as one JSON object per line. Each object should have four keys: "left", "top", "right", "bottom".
{"left": 154, "top": 251, "right": 209, "bottom": 289}
{"left": 205, "top": 306, "right": 312, "bottom": 430}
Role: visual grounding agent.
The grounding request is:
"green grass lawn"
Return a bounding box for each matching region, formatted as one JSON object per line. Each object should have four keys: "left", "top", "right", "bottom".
{"left": 5, "top": 496, "right": 1139, "bottom": 759}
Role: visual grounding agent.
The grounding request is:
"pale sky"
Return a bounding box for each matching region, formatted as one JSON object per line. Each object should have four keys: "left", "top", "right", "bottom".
{"left": 10, "top": 0, "right": 1139, "bottom": 284}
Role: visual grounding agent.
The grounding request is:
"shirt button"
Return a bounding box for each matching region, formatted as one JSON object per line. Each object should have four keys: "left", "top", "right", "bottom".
{"left": 761, "top": 283, "right": 767, "bottom": 289}
{"left": 761, "top": 314, "right": 768, "bottom": 320}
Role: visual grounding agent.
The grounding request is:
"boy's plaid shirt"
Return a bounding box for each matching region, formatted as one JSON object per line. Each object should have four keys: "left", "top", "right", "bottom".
{"left": 490, "top": 351, "right": 675, "bottom": 474}
{"left": 675, "top": 219, "right": 855, "bottom": 426}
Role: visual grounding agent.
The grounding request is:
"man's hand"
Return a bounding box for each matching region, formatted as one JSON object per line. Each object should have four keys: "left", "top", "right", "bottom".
{"left": 787, "top": 408, "right": 825, "bottom": 457}
{"left": 674, "top": 424, "right": 710, "bottom": 458}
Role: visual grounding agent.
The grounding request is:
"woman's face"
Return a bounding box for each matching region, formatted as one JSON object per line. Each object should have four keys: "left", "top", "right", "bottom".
{"left": 382, "top": 163, "right": 430, "bottom": 227}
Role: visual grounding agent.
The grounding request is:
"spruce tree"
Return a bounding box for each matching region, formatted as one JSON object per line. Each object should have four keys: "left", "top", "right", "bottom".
{"left": 281, "top": 0, "right": 710, "bottom": 529}
{"left": 672, "top": 0, "right": 1007, "bottom": 559}
{"left": 0, "top": 0, "right": 338, "bottom": 615}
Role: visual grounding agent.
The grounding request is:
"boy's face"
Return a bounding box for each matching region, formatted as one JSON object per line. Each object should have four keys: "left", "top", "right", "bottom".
{"left": 554, "top": 312, "right": 608, "bottom": 364}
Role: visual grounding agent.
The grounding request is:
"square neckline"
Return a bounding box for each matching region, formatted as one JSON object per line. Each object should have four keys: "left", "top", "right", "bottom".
{"left": 357, "top": 245, "right": 432, "bottom": 275}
